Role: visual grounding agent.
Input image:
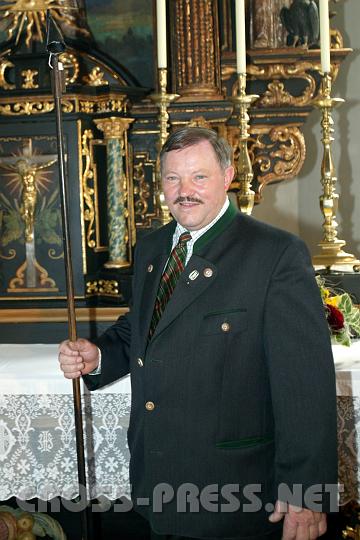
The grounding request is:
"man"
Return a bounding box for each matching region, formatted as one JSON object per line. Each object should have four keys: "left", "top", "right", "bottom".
{"left": 59, "top": 128, "right": 337, "bottom": 540}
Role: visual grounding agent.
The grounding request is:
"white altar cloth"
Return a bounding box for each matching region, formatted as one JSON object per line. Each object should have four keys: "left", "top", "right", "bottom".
{"left": 331, "top": 341, "right": 360, "bottom": 505}
{"left": 333, "top": 341, "right": 360, "bottom": 397}
{"left": 0, "top": 344, "right": 131, "bottom": 501}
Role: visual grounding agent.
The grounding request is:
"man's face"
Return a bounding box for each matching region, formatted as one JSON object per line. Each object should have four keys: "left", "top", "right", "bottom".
{"left": 161, "top": 140, "right": 234, "bottom": 231}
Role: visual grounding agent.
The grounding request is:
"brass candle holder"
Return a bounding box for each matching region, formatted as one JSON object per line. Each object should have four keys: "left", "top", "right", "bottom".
{"left": 230, "top": 73, "right": 259, "bottom": 215}
{"left": 312, "top": 74, "right": 360, "bottom": 270}
{"left": 150, "top": 67, "right": 179, "bottom": 225}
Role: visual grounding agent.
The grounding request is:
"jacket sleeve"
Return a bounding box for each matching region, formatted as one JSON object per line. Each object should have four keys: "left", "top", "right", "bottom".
{"left": 83, "top": 238, "right": 147, "bottom": 391}
{"left": 263, "top": 236, "right": 338, "bottom": 512}
{"left": 83, "top": 241, "right": 145, "bottom": 391}
{"left": 83, "top": 310, "right": 132, "bottom": 391}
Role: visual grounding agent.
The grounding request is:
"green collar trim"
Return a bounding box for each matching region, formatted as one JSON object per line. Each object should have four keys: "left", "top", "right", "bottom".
{"left": 193, "top": 200, "right": 238, "bottom": 254}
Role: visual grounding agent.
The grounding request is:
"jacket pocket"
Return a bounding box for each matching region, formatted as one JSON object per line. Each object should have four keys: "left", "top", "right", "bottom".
{"left": 215, "top": 436, "right": 274, "bottom": 449}
{"left": 200, "top": 308, "right": 247, "bottom": 335}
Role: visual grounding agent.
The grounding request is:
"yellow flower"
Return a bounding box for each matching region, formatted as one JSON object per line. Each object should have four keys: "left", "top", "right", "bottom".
{"left": 326, "top": 295, "right": 341, "bottom": 307}
{"left": 323, "top": 287, "right": 330, "bottom": 300}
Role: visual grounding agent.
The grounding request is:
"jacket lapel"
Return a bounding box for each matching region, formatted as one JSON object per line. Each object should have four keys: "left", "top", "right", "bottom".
{"left": 149, "top": 255, "right": 217, "bottom": 342}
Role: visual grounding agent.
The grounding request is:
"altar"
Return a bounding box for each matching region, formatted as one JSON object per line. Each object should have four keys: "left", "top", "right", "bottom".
{"left": 0, "top": 344, "right": 131, "bottom": 503}
{"left": 0, "top": 343, "right": 359, "bottom": 506}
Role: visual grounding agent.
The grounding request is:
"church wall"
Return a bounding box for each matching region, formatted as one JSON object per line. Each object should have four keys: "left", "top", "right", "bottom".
{"left": 250, "top": 171, "right": 300, "bottom": 238}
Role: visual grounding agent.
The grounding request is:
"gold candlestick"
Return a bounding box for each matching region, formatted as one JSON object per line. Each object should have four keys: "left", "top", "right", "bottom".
{"left": 230, "top": 73, "right": 259, "bottom": 215}
{"left": 150, "top": 67, "right": 179, "bottom": 225}
{"left": 312, "top": 74, "right": 360, "bottom": 269}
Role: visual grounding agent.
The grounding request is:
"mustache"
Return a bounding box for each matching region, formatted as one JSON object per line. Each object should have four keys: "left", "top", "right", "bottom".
{"left": 174, "top": 196, "right": 204, "bottom": 205}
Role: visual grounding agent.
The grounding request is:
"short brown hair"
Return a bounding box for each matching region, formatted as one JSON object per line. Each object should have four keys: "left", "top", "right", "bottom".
{"left": 160, "top": 127, "right": 233, "bottom": 171}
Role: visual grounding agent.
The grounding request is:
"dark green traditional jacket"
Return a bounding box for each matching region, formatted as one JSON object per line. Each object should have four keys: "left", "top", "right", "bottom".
{"left": 85, "top": 206, "right": 337, "bottom": 539}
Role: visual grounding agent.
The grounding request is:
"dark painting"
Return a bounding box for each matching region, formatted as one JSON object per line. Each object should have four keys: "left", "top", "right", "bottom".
{"left": 86, "top": 0, "right": 154, "bottom": 88}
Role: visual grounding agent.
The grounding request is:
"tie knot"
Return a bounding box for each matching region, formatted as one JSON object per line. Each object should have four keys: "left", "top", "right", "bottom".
{"left": 178, "top": 231, "right": 192, "bottom": 246}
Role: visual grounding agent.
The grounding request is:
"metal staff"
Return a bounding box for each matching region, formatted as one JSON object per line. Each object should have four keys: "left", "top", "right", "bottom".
{"left": 46, "top": 11, "right": 89, "bottom": 540}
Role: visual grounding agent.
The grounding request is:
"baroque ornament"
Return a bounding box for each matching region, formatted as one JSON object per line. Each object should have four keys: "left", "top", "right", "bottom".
{"left": 21, "top": 69, "right": 39, "bottom": 89}
{"left": 81, "top": 129, "right": 96, "bottom": 249}
{"left": 226, "top": 125, "right": 306, "bottom": 200}
{"left": 83, "top": 67, "right": 108, "bottom": 87}
{"left": 0, "top": 99, "right": 74, "bottom": 116}
{"left": 133, "top": 155, "right": 151, "bottom": 224}
{"left": 225, "top": 61, "right": 340, "bottom": 110}
{"left": 0, "top": 60, "right": 15, "bottom": 90}
{"left": 86, "top": 280, "right": 119, "bottom": 297}
{"left": 250, "top": 126, "right": 306, "bottom": 196}
{"left": 0, "top": 0, "right": 79, "bottom": 47}
{"left": 243, "top": 63, "right": 318, "bottom": 108}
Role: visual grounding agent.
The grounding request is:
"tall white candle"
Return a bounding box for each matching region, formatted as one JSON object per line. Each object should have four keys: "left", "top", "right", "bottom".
{"left": 156, "top": 0, "right": 167, "bottom": 69}
{"left": 319, "top": 0, "right": 331, "bottom": 73}
{"left": 235, "top": 0, "right": 247, "bottom": 74}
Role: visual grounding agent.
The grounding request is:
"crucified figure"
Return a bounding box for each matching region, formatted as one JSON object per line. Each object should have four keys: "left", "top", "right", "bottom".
{"left": 16, "top": 158, "right": 56, "bottom": 242}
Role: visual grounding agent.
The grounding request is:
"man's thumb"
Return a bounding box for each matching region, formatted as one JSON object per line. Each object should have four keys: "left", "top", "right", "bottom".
{"left": 268, "top": 500, "right": 287, "bottom": 523}
{"left": 76, "top": 338, "right": 90, "bottom": 351}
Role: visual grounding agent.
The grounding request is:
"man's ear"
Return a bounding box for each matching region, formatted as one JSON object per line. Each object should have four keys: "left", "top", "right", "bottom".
{"left": 224, "top": 166, "right": 235, "bottom": 191}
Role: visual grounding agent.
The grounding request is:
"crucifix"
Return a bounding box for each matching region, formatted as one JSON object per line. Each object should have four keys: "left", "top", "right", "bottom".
{"left": 0, "top": 138, "right": 59, "bottom": 290}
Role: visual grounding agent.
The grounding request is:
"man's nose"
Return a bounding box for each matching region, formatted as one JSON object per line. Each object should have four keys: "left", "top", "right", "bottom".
{"left": 179, "top": 176, "right": 194, "bottom": 197}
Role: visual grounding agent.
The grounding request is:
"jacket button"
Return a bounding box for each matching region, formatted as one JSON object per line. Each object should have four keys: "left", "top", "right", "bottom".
{"left": 137, "top": 357, "right": 144, "bottom": 367}
{"left": 145, "top": 401, "right": 155, "bottom": 411}
{"left": 221, "top": 322, "right": 230, "bottom": 332}
{"left": 147, "top": 264, "right": 154, "bottom": 272}
{"left": 203, "top": 268, "right": 213, "bottom": 278}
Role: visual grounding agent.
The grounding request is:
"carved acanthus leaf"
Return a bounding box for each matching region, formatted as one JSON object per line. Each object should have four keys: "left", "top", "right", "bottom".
{"left": 249, "top": 126, "right": 306, "bottom": 196}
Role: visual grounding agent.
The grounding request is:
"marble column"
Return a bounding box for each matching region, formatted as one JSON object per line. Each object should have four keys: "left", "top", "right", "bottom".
{"left": 94, "top": 117, "right": 134, "bottom": 268}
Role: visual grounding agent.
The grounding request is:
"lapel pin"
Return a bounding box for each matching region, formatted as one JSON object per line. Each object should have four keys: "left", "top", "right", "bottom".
{"left": 203, "top": 268, "right": 213, "bottom": 278}
{"left": 189, "top": 270, "right": 199, "bottom": 281}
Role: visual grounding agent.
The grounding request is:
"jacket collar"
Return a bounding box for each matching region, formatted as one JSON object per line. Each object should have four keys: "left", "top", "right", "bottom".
{"left": 193, "top": 199, "right": 238, "bottom": 255}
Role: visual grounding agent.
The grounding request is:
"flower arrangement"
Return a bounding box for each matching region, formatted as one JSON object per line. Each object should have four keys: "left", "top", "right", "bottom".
{"left": 316, "top": 276, "right": 360, "bottom": 347}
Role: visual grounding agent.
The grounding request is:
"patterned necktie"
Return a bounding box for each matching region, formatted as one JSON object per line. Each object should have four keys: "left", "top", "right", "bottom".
{"left": 149, "top": 231, "right": 192, "bottom": 338}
